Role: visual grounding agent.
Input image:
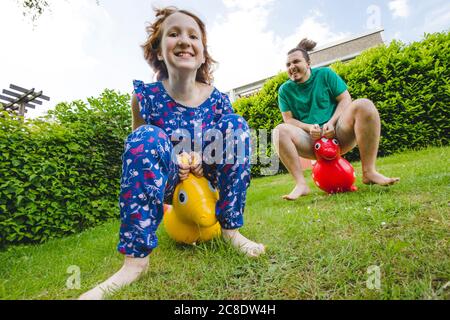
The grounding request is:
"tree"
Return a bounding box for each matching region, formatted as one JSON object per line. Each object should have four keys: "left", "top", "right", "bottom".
{"left": 17, "top": 0, "right": 100, "bottom": 23}
{"left": 18, "top": 0, "right": 49, "bottom": 23}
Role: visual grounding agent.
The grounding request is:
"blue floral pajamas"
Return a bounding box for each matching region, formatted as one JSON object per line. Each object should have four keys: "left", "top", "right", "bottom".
{"left": 117, "top": 81, "right": 251, "bottom": 257}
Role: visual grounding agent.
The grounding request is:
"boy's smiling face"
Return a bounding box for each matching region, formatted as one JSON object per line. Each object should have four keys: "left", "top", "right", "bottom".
{"left": 286, "top": 51, "right": 310, "bottom": 83}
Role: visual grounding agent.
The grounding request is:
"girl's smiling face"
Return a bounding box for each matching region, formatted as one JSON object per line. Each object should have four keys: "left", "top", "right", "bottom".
{"left": 158, "top": 12, "right": 206, "bottom": 76}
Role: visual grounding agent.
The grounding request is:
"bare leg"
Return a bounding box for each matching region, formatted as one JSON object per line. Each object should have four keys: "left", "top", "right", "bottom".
{"left": 78, "top": 256, "right": 149, "bottom": 300}
{"left": 273, "top": 124, "right": 315, "bottom": 200}
{"left": 222, "top": 228, "right": 265, "bottom": 257}
{"left": 336, "top": 99, "right": 400, "bottom": 186}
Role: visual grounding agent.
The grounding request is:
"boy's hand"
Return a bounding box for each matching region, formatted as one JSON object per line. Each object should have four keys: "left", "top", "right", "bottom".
{"left": 309, "top": 124, "right": 322, "bottom": 141}
{"left": 322, "top": 121, "right": 336, "bottom": 139}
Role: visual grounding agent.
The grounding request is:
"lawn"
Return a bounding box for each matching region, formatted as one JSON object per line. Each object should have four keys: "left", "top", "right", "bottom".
{"left": 0, "top": 146, "right": 449, "bottom": 300}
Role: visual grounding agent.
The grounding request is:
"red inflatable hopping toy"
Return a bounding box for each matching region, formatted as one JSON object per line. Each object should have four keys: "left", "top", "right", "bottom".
{"left": 311, "top": 137, "right": 357, "bottom": 194}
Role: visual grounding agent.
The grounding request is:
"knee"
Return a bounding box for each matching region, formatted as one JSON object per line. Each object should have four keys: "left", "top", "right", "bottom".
{"left": 218, "top": 114, "right": 249, "bottom": 132}
{"left": 124, "top": 125, "right": 170, "bottom": 159}
{"left": 352, "top": 98, "right": 378, "bottom": 116}
{"left": 126, "top": 125, "right": 169, "bottom": 144}
{"left": 274, "top": 123, "right": 289, "bottom": 134}
{"left": 135, "top": 124, "right": 167, "bottom": 137}
{"left": 273, "top": 123, "right": 292, "bottom": 142}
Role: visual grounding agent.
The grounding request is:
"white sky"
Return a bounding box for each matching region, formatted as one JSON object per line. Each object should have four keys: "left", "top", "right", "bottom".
{"left": 0, "top": 0, "right": 449, "bottom": 118}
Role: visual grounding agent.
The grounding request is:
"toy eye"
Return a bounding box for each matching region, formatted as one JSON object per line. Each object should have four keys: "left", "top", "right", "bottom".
{"left": 332, "top": 139, "right": 339, "bottom": 145}
{"left": 178, "top": 190, "right": 188, "bottom": 204}
{"left": 207, "top": 180, "right": 216, "bottom": 193}
{"left": 315, "top": 143, "right": 321, "bottom": 150}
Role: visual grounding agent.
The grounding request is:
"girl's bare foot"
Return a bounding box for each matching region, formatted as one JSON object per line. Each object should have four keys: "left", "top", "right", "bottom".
{"left": 362, "top": 171, "right": 400, "bottom": 186}
{"left": 78, "top": 256, "right": 149, "bottom": 300}
{"left": 282, "top": 184, "right": 310, "bottom": 200}
{"left": 222, "top": 229, "right": 265, "bottom": 257}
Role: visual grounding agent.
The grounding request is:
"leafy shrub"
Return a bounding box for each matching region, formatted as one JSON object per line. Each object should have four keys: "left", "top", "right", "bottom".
{"left": 234, "top": 73, "right": 288, "bottom": 176}
{"left": 332, "top": 31, "right": 449, "bottom": 160}
{"left": 0, "top": 90, "right": 131, "bottom": 246}
{"left": 233, "top": 31, "right": 450, "bottom": 173}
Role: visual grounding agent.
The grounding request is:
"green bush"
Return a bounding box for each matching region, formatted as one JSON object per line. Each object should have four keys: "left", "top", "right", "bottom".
{"left": 233, "top": 31, "right": 450, "bottom": 173}
{"left": 234, "top": 73, "right": 288, "bottom": 176}
{"left": 1, "top": 31, "right": 449, "bottom": 246}
{"left": 45, "top": 89, "right": 131, "bottom": 182}
{"left": 0, "top": 90, "right": 131, "bottom": 246}
{"left": 332, "top": 31, "right": 449, "bottom": 160}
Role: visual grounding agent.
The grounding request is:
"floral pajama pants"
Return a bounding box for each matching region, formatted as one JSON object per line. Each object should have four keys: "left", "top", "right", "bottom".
{"left": 117, "top": 114, "right": 251, "bottom": 257}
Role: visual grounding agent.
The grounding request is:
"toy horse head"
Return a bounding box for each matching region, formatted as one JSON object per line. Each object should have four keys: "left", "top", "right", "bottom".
{"left": 312, "top": 136, "right": 357, "bottom": 194}
{"left": 314, "top": 137, "right": 341, "bottom": 161}
{"left": 172, "top": 175, "right": 219, "bottom": 227}
{"left": 163, "top": 174, "right": 221, "bottom": 244}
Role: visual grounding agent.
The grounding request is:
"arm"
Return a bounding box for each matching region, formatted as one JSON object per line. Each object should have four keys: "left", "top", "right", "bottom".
{"left": 282, "top": 111, "right": 310, "bottom": 131}
{"left": 282, "top": 111, "right": 322, "bottom": 140}
{"left": 131, "top": 94, "right": 146, "bottom": 132}
{"left": 279, "top": 87, "right": 321, "bottom": 139}
{"left": 323, "top": 90, "right": 352, "bottom": 138}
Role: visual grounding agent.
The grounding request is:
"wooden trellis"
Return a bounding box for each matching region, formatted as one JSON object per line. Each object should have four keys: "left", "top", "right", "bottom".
{"left": 0, "top": 84, "right": 50, "bottom": 117}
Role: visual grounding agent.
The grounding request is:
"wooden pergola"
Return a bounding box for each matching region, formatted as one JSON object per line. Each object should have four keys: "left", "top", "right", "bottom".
{"left": 0, "top": 84, "right": 50, "bottom": 117}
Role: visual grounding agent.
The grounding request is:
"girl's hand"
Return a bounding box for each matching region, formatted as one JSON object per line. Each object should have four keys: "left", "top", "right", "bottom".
{"left": 176, "top": 152, "right": 191, "bottom": 181}
{"left": 190, "top": 152, "right": 203, "bottom": 178}
{"left": 322, "top": 122, "right": 335, "bottom": 139}
{"left": 309, "top": 124, "right": 322, "bottom": 141}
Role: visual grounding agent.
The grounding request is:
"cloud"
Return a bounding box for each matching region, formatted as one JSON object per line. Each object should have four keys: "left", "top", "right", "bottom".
{"left": 422, "top": 3, "right": 450, "bottom": 33}
{"left": 208, "top": 0, "right": 280, "bottom": 90}
{"left": 388, "top": 0, "right": 411, "bottom": 18}
{"left": 222, "top": 0, "right": 275, "bottom": 10}
{"left": 281, "top": 13, "right": 349, "bottom": 53}
{"left": 209, "top": 1, "right": 348, "bottom": 92}
{"left": 392, "top": 31, "right": 403, "bottom": 40}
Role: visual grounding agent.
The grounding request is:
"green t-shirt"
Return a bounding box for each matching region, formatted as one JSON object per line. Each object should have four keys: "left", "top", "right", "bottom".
{"left": 278, "top": 67, "right": 348, "bottom": 126}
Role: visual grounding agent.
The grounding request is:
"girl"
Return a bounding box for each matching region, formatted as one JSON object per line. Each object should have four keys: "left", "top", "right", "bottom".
{"left": 79, "top": 6, "right": 265, "bottom": 300}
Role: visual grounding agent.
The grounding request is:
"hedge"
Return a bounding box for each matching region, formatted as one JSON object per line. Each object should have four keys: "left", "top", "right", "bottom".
{"left": 0, "top": 90, "right": 131, "bottom": 246}
{"left": 1, "top": 31, "right": 449, "bottom": 246}
{"left": 233, "top": 31, "right": 450, "bottom": 175}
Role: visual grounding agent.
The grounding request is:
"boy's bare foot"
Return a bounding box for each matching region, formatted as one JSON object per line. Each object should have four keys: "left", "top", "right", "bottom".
{"left": 282, "top": 184, "right": 310, "bottom": 200}
{"left": 362, "top": 171, "right": 400, "bottom": 186}
{"left": 78, "top": 256, "right": 149, "bottom": 300}
{"left": 222, "top": 229, "right": 265, "bottom": 258}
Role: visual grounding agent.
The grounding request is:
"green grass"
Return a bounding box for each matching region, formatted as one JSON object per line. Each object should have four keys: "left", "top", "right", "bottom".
{"left": 1, "top": 146, "right": 449, "bottom": 300}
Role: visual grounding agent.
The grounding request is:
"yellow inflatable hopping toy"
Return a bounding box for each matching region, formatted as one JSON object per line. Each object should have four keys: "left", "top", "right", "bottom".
{"left": 163, "top": 156, "right": 221, "bottom": 244}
